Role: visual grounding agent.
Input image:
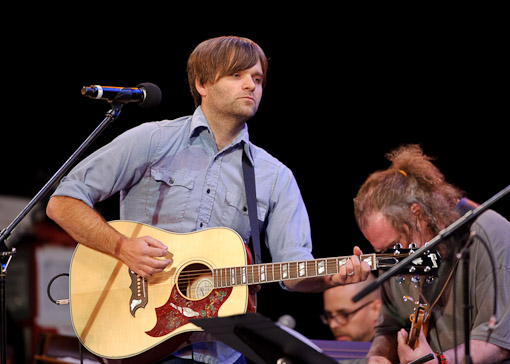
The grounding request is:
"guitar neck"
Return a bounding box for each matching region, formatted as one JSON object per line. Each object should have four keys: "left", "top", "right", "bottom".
{"left": 213, "top": 254, "right": 377, "bottom": 288}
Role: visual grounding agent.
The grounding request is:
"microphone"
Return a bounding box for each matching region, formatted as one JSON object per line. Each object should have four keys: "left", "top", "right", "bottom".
{"left": 81, "top": 82, "right": 162, "bottom": 108}
{"left": 277, "top": 314, "right": 296, "bottom": 329}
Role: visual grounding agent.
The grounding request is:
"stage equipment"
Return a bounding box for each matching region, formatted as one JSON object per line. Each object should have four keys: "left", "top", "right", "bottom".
{"left": 0, "top": 83, "right": 161, "bottom": 364}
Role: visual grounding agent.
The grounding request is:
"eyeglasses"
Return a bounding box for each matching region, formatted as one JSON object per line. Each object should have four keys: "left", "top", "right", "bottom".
{"left": 320, "top": 300, "right": 374, "bottom": 325}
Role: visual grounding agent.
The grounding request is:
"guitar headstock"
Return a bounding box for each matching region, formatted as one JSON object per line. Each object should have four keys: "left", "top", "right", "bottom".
{"left": 376, "top": 246, "right": 441, "bottom": 278}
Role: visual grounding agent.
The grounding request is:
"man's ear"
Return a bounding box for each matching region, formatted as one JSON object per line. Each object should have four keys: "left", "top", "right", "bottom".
{"left": 195, "top": 79, "right": 207, "bottom": 97}
{"left": 410, "top": 203, "right": 422, "bottom": 217}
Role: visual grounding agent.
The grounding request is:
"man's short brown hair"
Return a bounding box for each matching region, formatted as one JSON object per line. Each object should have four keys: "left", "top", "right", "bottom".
{"left": 187, "top": 36, "right": 268, "bottom": 107}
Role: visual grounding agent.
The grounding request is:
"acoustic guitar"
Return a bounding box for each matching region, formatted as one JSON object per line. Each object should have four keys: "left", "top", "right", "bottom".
{"left": 69, "top": 220, "right": 440, "bottom": 363}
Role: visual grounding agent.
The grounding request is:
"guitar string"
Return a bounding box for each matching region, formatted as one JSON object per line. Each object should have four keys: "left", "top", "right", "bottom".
{"left": 171, "top": 253, "right": 434, "bottom": 283}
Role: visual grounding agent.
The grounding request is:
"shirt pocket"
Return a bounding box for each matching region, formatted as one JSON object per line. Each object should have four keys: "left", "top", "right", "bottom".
{"left": 147, "top": 168, "right": 195, "bottom": 224}
{"left": 222, "top": 188, "right": 268, "bottom": 242}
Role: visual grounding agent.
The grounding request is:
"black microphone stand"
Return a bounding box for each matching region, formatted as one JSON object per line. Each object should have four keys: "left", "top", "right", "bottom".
{"left": 352, "top": 184, "right": 510, "bottom": 363}
{"left": 0, "top": 102, "right": 124, "bottom": 364}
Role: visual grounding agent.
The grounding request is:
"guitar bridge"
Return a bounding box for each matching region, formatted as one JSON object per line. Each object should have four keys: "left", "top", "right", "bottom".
{"left": 129, "top": 268, "right": 148, "bottom": 317}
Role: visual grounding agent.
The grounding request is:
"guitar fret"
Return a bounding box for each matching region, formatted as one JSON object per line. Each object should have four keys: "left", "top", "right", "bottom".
{"left": 241, "top": 266, "right": 247, "bottom": 284}
{"left": 338, "top": 258, "right": 348, "bottom": 270}
{"left": 260, "top": 265, "right": 266, "bottom": 282}
{"left": 327, "top": 258, "right": 338, "bottom": 275}
{"left": 289, "top": 262, "right": 297, "bottom": 279}
{"left": 273, "top": 263, "right": 281, "bottom": 281}
{"left": 214, "top": 268, "right": 220, "bottom": 288}
{"left": 317, "top": 260, "right": 326, "bottom": 275}
{"left": 363, "top": 255, "right": 376, "bottom": 270}
{"left": 282, "top": 263, "right": 288, "bottom": 279}
{"left": 308, "top": 260, "right": 316, "bottom": 277}
{"left": 234, "top": 267, "right": 239, "bottom": 286}
{"left": 298, "top": 262, "right": 306, "bottom": 277}
{"left": 266, "top": 264, "right": 273, "bottom": 282}
{"left": 224, "top": 268, "right": 229, "bottom": 286}
{"left": 246, "top": 266, "right": 252, "bottom": 284}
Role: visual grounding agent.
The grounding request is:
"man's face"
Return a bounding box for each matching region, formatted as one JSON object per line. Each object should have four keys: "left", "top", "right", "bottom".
{"left": 199, "top": 60, "right": 264, "bottom": 122}
{"left": 323, "top": 284, "right": 380, "bottom": 342}
{"left": 360, "top": 211, "right": 433, "bottom": 252}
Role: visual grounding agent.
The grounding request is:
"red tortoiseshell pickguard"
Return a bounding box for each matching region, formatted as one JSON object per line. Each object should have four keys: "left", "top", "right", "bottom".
{"left": 145, "top": 285, "right": 232, "bottom": 337}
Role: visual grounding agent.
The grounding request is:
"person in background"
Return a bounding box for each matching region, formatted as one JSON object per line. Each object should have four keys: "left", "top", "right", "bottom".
{"left": 322, "top": 273, "right": 381, "bottom": 342}
{"left": 353, "top": 144, "right": 510, "bottom": 364}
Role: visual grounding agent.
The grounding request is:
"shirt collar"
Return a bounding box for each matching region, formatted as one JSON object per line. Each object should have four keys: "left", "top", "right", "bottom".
{"left": 189, "top": 106, "right": 210, "bottom": 139}
{"left": 189, "top": 106, "right": 254, "bottom": 163}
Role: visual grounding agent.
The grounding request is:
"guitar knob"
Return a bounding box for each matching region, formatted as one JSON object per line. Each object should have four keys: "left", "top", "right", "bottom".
{"left": 426, "top": 276, "right": 434, "bottom": 284}
{"left": 396, "top": 275, "right": 406, "bottom": 284}
{"left": 411, "top": 275, "right": 420, "bottom": 283}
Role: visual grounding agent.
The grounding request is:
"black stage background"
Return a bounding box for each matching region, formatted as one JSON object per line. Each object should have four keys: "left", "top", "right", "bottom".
{"left": 1, "top": 10, "right": 508, "bottom": 353}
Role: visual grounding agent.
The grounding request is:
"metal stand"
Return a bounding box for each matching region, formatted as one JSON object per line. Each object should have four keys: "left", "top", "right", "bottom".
{"left": 0, "top": 102, "right": 124, "bottom": 364}
{"left": 191, "top": 313, "right": 338, "bottom": 364}
{"left": 460, "top": 243, "right": 473, "bottom": 364}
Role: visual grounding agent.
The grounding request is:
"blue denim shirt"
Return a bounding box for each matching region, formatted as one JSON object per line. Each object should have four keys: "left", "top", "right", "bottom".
{"left": 53, "top": 107, "right": 314, "bottom": 363}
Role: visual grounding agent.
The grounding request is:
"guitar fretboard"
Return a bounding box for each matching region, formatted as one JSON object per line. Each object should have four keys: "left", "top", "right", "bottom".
{"left": 213, "top": 254, "right": 377, "bottom": 288}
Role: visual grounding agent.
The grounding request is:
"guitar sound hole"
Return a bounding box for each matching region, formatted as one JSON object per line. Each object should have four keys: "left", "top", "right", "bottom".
{"left": 177, "top": 263, "right": 213, "bottom": 300}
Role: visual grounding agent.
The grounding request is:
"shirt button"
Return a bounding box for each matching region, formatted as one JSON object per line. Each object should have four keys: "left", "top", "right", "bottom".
{"left": 200, "top": 222, "right": 204, "bottom": 228}
{"left": 206, "top": 188, "right": 211, "bottom": 194}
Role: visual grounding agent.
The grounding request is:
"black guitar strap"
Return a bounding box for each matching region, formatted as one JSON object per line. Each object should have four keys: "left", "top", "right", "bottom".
{"left": 242, "top": 150, "right": 263, "bottom": 264}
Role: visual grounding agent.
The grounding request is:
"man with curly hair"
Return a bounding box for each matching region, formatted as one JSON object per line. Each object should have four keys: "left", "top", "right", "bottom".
{"left": 353, "top": 144, "right": 510, "bottom": 364}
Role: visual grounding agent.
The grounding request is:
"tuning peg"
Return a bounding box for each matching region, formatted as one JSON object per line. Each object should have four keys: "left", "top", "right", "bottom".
{"left": 396, "top": 275, "right": 405, "bottom": 284}
{"left": 426, "top": 276, "right": 434, "bottom": 284}
{"left": 411, "top": 275, "right": 420, "bottom": 283}
{"left": 408, "top": 266, "right": 416, "bottom": 273}
{"left": 409, "top": 243, "right": 417, "bottom": 249}
{"left": 393, "top": 243, "right": 403, "bottom": 249}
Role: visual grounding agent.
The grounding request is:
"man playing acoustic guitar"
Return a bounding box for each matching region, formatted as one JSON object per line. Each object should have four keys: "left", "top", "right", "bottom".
{"left": 353, "top": 144, "right": 510, "bottom": 364}
{"left": 47, "top": 36, "right": 371, "bottom": 364}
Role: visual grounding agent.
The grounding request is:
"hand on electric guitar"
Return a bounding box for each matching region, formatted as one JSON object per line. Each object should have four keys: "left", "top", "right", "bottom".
{"left": 397, "top": 328, "right": 434, "bottom": 364}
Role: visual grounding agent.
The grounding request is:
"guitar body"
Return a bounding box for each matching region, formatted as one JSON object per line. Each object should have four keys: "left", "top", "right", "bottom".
{"left": 69, "top": 220, "right": 440, "bottom": 362}
{"left": 407, "top": 304, "right": 429, "bottom": 350}
{"left": 69, "top": 221, "right": 252, "bottom": 362}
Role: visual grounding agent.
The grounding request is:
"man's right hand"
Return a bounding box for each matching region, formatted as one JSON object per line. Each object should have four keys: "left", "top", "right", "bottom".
{"left": 117, "top": 235, "right": 172, "bottom": 278}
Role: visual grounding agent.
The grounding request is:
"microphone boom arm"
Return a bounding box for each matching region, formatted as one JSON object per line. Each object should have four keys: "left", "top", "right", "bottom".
{"left": 0, "top": 102, "right": 123, "bottom": 251}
